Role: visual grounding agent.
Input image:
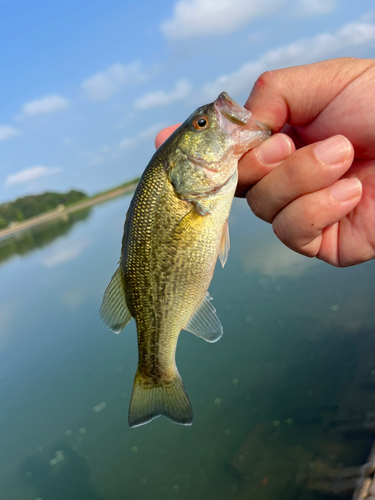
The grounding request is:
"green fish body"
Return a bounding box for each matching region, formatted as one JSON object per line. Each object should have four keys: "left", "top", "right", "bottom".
{"left": 100, "top": 93, "right": 271, "bottom": 427}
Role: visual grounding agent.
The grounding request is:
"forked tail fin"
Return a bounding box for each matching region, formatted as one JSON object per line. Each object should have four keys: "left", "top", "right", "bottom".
{"left": 128, "top": 370, "right": 193, "bottom": 428}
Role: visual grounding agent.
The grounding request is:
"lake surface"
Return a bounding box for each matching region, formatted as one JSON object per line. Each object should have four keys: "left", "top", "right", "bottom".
{"left": 1, "top": 194, "right": 375, "bottom": 500}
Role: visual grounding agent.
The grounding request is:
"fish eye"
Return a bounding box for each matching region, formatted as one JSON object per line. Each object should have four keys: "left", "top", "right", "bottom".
{"left": 192, "top": 115, "right": 210, "bottom": 130}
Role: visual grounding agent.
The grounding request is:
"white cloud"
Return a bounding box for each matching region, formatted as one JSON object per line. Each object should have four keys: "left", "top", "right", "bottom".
{"left": 360, "top": 11, "right": 375, "bottom": 23}
{"left": 119, "top": 123, "right": 166, "bottom": 150}
{"left": 19, "top": 95, "right": 69, "bottom": 117}
{"left": 5, "top": 166, "right": 62, "bottom": 187}
{"left": 160, "top": 0, "right": 336, "bottom": 41}
{"left": 0, "top": 126, "right": 19, "bottom": 141}
{"left": 82, "top": 62, "right": 146, "bottom": 100}
{"left": 134, "top": 80, "right": 191, "bottom": 110}
{"left": 201, "top": 21, "right": 375, "bottom": 99}
{"left": 296, "top": 0, "right": 336, "bottom": 15}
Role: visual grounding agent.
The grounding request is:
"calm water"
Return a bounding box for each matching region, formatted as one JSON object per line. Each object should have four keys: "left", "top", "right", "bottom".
{"left": 1, "top": 194, "right": 375, "bottom": 500}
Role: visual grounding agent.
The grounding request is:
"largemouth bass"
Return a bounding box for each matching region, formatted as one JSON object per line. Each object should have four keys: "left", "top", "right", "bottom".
{"left": 100, "top": 92, "right": 271, "bottom": 427}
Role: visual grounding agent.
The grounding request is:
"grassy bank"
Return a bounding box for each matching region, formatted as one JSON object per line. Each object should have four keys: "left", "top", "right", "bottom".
{"left": 0, "top": 179, "right": 139, "bottom": 241}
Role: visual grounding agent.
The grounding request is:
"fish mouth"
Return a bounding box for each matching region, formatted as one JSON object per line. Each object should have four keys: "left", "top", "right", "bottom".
{"left": 214, "top": 92, "right": 272, "bottom": 133}
{"left": 214, "top": 92, "right": 251, "bottom": 125}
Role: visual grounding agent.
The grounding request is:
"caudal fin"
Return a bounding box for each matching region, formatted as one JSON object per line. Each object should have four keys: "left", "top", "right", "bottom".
{"left": 128, "top": 370, "right": 193, "bottom": 428}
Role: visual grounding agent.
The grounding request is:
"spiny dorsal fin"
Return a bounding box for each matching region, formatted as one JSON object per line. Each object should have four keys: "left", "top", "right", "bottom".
{"left": 100, "top": 267, "right": 132, "bottom": 334}
{"left": 219, "top": 220, "right": 230, "bottom": 268}
{"left": 184, "top": 292, "right": 223, "bottom": 343}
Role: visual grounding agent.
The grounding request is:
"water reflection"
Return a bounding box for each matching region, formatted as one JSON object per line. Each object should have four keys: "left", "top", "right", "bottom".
{"left": 19, "top": 443, "right": 105, "bottom": 500}
{"left": 241, "top": 236, "right": 317, "bottom": 278}
{"left": 42, "top": 238, "right": 91, "bottom": 268}
{"left": 0, "top": 197, "right": 375, "bottom": 499}
{"left": 0, "top": 208, "right": 91, "bottom": 268}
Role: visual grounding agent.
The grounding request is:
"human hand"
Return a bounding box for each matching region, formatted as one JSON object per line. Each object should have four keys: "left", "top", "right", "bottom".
{"left": 239, "top": 57, "right": 375, "bottom": 267}
{"left": 155, "top": 58, "right": 375, "bottom": 267}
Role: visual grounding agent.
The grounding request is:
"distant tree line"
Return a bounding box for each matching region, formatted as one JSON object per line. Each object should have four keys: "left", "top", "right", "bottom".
{"left": 0, "top": 190, "right": 88, "bottom": 229}
{"left": 0, "top": 208, "right": 91, "bottom": 266}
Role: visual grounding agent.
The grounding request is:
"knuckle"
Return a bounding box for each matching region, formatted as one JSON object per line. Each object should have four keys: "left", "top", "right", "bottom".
{"left": 254, "top": 69, "right": 286, "bottom": 92}
{"left": 246, "top": 188, "right": 269, "bottom": 222}
{"left": 254, "top": 70, "right": 278, "bottom": 91}
{"left": 272, "top": 212, "right": 291, "bottom": 245}
{"left": 254, "top": 71, "right": 273, "bottom": 88}
{"left": 273, "top": 203, "right": 323, "bottom": 259}
{"left": 299, "top": 241, "right": 320, "bottom": 258}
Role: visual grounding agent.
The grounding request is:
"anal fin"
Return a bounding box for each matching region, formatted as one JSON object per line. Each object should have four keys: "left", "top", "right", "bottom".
{"left": 100, "top": 267, "right": 132, "bottom": 333}
{"left": 184, "top": 292, "right": 223, "bottom": 343}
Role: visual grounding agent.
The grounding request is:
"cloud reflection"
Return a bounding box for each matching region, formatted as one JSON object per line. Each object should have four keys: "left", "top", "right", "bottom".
{"left": 62, "top": 286, "right": 87, "bottom": 312}
{"left": 242, "top": 236, "right": 317, "bottom": 278}
{"left": 42, "top": 239, "right": 90, "bottom": 268}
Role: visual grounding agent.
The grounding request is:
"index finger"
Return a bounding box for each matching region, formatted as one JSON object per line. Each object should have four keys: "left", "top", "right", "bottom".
{"left": 155, "top": 124, "right": 181, "bottom": 149}
{"left": 245, "top": 58, "right": 375, "bottom": 132}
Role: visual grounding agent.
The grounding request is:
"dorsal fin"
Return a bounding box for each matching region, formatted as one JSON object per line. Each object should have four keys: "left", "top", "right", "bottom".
{"left": 100, "top": 267, "right": 132, "bottom": 333}
{"left": 184, "top": 292, "right": 223, "bottom": 343}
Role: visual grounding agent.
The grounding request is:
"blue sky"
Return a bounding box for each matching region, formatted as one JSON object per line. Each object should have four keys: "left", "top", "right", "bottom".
{"left": 0, "top": 0, "right": 374, "bottom": 203}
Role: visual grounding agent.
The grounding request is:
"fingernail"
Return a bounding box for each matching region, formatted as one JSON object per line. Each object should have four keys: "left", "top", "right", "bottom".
{"left": 314, "top": 136, "right": 351, "bottom": 164}
{"left": 330, "top": 178, "right": 362, "bottom": 201}
{"left": 256, "top": 134, "right": 292, "bottom": 165}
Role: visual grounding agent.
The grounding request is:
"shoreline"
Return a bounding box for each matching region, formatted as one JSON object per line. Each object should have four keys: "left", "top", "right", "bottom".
{"left": 0, "top": 182, "right": 137, "bottom": 241}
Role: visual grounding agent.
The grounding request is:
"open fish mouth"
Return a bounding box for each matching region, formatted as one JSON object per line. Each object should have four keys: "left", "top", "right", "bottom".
{"left": 214, "top": 92, "right": 252, "bottom": 125}
{"left": 214, "top": 92, "right": 272, "bottom": 133}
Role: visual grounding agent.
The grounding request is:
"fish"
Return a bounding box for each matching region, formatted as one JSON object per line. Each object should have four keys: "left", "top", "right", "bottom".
{"left": 100, "top": 92, "right": 271, "bottom": 428}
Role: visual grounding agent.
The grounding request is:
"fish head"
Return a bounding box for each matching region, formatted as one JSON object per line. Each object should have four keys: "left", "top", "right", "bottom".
{"left": 166, "top": 92, "right": 271, "bottom": 198}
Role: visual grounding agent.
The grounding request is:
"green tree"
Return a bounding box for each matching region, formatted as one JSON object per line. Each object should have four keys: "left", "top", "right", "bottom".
{"left": 0, "top": 215, "right": 7, "bottom": 229}
{"left": 0, "top": 190, "right": 88, "bottom": 227}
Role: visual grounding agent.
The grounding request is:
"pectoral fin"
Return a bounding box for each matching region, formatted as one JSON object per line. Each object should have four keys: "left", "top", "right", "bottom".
{"left": 175, "top": 200, "right": 211, "bottom": 236}
{"left": 175, "top": 207, "right": 201, "bottom": 235}
{"left": 100, "top": 267, "right": 132, "bottom": 333}
{"left": 219, "top": 220, "right": 230, "bottom": 268}
{"left": 194, "top": 201, "right": 210, "bottom": 216}
{"left": 184, "top": 292, "right": 223, "bottom": 343}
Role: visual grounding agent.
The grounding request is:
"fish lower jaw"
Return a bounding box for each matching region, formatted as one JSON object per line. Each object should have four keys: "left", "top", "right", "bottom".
{"left": 234, "top": 128, "right": 272, "bottom": 155}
